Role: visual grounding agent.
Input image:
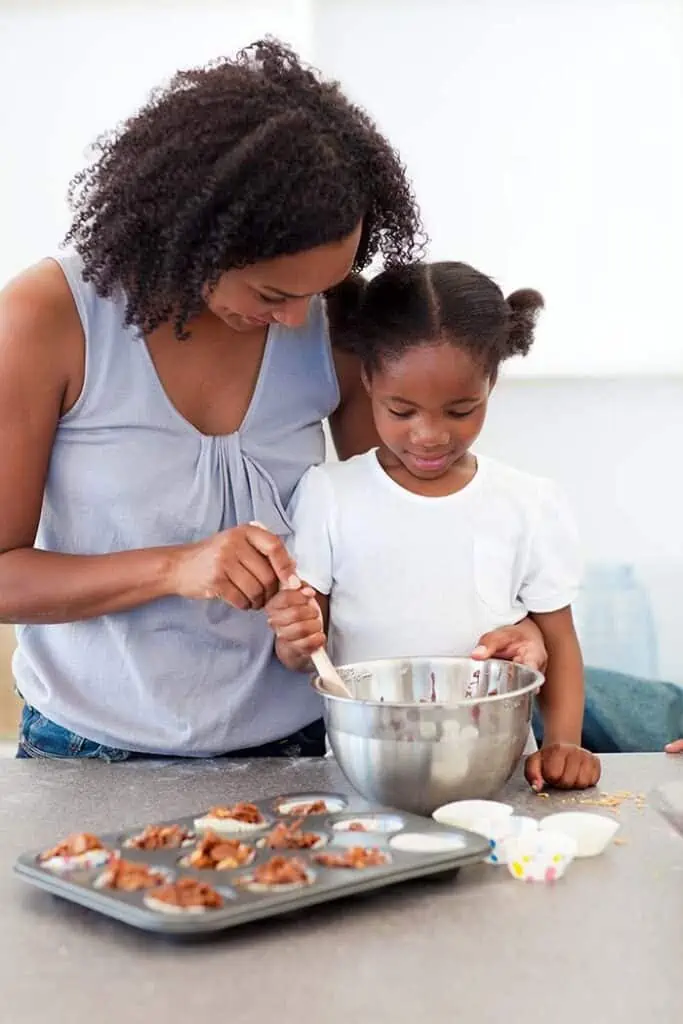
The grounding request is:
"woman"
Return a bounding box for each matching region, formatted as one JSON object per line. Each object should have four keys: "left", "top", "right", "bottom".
{"left": 0, "top": 40, "right": 541, "bottom": 760}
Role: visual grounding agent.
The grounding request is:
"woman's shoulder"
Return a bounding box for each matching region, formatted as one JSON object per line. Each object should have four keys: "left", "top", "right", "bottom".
{"left": 1, "top": 258, "right": 79, "bottom": 326}
{"left": 0, "top": 259, "right": 84, "bottom": 394}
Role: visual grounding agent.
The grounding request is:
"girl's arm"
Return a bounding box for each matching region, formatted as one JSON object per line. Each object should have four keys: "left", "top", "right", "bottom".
{"left": 472, "top": 616, "right": 547, "bottom": 673}
{"left": 532, "top": 607, "right": 584, "bottom": 745}
{"left": 267, "top": 587, "right": 329, "bottom": 672}
{"left": 525, "top": 606, "right": 601, "bottom": 790}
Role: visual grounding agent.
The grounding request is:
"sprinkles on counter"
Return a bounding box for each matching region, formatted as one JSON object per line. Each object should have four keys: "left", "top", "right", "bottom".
{"left": 538, "top": 790, "right": 647, "bottom": 813}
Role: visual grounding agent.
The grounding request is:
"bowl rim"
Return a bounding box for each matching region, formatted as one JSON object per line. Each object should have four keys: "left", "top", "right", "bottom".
{"left": 311, "top": 655, "right": 544, "bottom": 708}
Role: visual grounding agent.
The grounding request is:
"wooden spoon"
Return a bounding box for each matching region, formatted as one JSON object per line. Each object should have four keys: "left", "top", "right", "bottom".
{"left": 283, "top": 577, "right": 353, "bottom": 700}
{"left": 249, "top": 521, "right": 353, "bottom": 700}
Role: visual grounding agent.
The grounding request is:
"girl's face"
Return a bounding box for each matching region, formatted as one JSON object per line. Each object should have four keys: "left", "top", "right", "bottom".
{"left": 365, "top": 341, "right": 492, "bottom": 480}
{"left": 203, "top": 222, "right": 362, "bottom": 332}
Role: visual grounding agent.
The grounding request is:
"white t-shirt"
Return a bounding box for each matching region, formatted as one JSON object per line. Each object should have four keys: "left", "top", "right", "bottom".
{"left": 287, "top": 451, "right": 581, "bottom": 667}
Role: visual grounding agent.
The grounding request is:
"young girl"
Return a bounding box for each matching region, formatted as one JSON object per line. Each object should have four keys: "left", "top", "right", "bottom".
{"left": 266, "top": 261, "right": 600, "bottom": 791}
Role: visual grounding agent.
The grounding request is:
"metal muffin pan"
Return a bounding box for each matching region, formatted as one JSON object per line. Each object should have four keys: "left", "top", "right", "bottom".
{"left": 14, "top": 790, "right": 490, "bottom": 935}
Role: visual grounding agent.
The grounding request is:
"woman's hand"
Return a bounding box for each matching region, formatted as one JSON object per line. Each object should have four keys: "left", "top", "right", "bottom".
{"left": 665, "top": 739, "right": 683, "bottom": 754}
{"left": 525, "top": 743, "right": 601, "bottom": 791}
{"left": 171, "top": 524, "right": 297, "bottom": 611}
{"left": 472, "top": 621, "right": 548, "bottom": 673}
{"left": 265, "top": 586, "right": 326, "bottom": 672}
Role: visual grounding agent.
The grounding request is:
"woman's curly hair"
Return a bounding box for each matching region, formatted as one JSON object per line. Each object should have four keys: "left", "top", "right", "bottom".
{"left": 65, "top": 38, "right": 423, "bottom": 337}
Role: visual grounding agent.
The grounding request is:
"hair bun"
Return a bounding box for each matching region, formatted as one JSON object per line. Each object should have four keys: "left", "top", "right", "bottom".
{"left": 506, "top": 288, "right": 544, "bottom": 357}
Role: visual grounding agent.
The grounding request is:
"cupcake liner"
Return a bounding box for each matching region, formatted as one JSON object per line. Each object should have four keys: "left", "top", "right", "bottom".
{"left": 539, "top": 812, "right": 620, "bottom": 858}
{"left": 38, "top": 849, "right": 111, "bottom": 874}
{"left": 193, "top": 814, "right": 267, "bottom": 836}
{"left": 506, "top": 830, "right": 576, "bottom": 882}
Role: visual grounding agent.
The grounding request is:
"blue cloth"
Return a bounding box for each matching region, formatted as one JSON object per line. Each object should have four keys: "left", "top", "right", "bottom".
{"left": 13, "top": 253, "right": 340, "bottom": 757}
{"left": 16, "top": 704, "right": 326, "bottom": 760}
{"left": 533, "top": 667, "right": 683, "bottom": 753}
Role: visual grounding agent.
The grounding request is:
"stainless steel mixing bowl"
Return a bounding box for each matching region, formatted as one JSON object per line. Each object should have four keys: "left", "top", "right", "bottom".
{"left": 312, "top": 656, "right": 544, "bottom": 815}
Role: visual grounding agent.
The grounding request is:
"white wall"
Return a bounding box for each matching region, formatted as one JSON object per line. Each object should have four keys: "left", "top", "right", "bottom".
{"left": 314, "top": 0, "right": 683, "bottom": 377}
{"left": 477, "top": 376, "right": 683, "bottom": 683}
{"left": 327, "top": 375, "right": 683, "bottom": 684}
{"left": 3, "top": 0, "right": 681, "bottom": 379}
{"left": 2, "top": 1, "right": 681, "bottom": 683}
{"left": 0, "top": 0, "right": 313, "bottom": 285}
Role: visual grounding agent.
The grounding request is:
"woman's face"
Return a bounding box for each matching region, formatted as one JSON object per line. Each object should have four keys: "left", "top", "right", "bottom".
{"left": 204, "top": 222, "right": 363, "bottom": 332}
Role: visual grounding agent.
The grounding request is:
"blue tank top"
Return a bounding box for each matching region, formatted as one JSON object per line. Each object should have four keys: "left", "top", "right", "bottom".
{"left": 13, "top": 253, "right": 339, "bottom": 755}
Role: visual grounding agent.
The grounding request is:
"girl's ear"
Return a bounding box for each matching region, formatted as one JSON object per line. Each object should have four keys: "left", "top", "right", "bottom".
{"left": 360, "top": 365, "right": 371, "bottom": 394}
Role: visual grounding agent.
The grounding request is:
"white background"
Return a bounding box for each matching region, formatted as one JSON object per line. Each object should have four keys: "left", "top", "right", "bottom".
{"left": 1, "top": 0, "right": 682, "bottom": 376}
{"left": 315, "top": 0, "right": 683, "bottom": 377}
{"left": 0, "top": 0, "right": 313, "bottom": 288}
{"left": 1, "top": 0, "right": 682, "bottom": 682}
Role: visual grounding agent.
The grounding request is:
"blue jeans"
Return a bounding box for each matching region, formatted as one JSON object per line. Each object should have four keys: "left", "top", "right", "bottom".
{"left": 16, "top": 704, "right": 326, "bottom": 760}
{"left": 533, "top": 666, "right": 683, "bottom": 753}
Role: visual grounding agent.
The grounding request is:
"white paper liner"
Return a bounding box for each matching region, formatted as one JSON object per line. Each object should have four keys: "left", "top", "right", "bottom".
{"left": 93, "top": 863, "right": 171, "bottom": 890}
{"left": 314, "top": 849, "right": 390, "bottom": 868}
{"left": 193, "top": 814, "right": 267, "bottom": 835}
{"left": 38, "top": 849, "right": 111, "bottom": 874}
{"left": 178, "top": 847, "right": 255, "bottom": 870}
{"left": 432, "top": 800, "right": 513, "bottom": 829}
{"left": 256, "top": 833, "right": 327, "bottom": 851}
{"left": 539, "top": 812, "right": 620, "bottom": 857}
{"left": 389, "top": 832, "right": 466, "bottom": 854}
{"left": 506, "top": 829, "right": 577, "bottom": 882}
{"left": 144, "top": 895, "right": 214, "bottom": 915}
{"left": 332, "top": 815, "right": 404, "bottom": 834}
{"left": 123, "top": 829, "right": 194, "bottom": 850}
{"left": 276, "top": 796, "right": 345, "bottom": 816}
{"left": 237, "top": 864, "right": 315, "bottom": 893}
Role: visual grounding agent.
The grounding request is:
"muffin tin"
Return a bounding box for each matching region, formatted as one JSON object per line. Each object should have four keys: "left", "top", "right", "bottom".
{"left": 14, "top": 790, "right": 489, "bottom": 935}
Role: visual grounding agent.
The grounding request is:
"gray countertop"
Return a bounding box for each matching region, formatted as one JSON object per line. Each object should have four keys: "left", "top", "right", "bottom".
{"left": 1, "top": 754, "right": 681, "bottom": 1023}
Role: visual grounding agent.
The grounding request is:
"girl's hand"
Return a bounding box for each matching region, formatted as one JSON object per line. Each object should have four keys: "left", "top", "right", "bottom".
{"left": 472, "top": 623, "right": 548, "bottom": 673}
{"left": 265, "top": 587, "right": 326, "bottom": 672}
{"left": 170, "top": 524, "right": 297, "bottom": 611}
{"left": 665, "top": 739, "right": 683, "bottom": 754}
{"left": 525, "top": 743, "right": 601, "bottom": 791}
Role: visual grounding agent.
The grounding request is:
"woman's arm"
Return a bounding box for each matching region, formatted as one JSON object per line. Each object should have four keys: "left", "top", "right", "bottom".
{"left": 328, "top": 348, "right": 379, "bottom": 459}
{"left": 0, "top": 264, "right": 294, "bottom": 623}
{"left": 0, "top": 263, "right": 172, "bottom": 623}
